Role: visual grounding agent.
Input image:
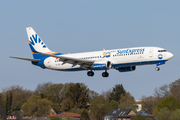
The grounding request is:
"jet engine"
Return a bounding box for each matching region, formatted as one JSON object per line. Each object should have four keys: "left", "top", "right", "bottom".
{"left": 91, "top": 61, "right": 112, "bottom": 70}
{"left": 117, "top": 66, "right": 136, "bottom": 72}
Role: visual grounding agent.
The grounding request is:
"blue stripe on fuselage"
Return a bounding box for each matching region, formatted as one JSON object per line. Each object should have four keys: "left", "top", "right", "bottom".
{"left": 46, "top": 60, "right": 167, "bottom": 71}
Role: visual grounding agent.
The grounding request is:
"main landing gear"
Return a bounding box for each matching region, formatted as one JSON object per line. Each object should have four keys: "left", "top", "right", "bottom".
{"left": 102, "top": 70, "right": 109, "bottom": 77}
{"left": 87, "top": 71, "right": 94, "bottom": 77}
{"left": 87, "top": 70, "right": 109, "bottom": 77}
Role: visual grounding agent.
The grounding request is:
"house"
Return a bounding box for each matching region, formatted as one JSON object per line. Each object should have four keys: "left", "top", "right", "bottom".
{"left": 118, "top": 115, "right": 155, "bottom": 120}
{"left": 31, "top": 117, "right": 50, "bottom": 120}
{"left": 48, "top": 112, "right": 81, "bottom": 120}
{"left": 138, "top": 109, "right": 152, "bottom": 116}
{"left": 7, "top": 110, "right": 31, "bottom": 120}
{"left": 104, "top": 108, "right": 136, "bottom": 120}
{"left": 0, "top": 108, "right": 7, "bottom": 120}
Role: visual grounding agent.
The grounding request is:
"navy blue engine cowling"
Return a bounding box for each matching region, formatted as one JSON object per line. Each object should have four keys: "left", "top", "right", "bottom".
{"left": 117, "top": 66, "right": 136, "bottom": 72}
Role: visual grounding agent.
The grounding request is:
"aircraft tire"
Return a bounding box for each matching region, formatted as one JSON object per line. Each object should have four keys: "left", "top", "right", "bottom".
{"left": 87, "top": 71, "right": 94, "bottom": 77}
{"left": 156, "top": 67, "right": 160, "bottom": 71}
{"left": 102, "top": 72, "right": 109, "bottom": 77}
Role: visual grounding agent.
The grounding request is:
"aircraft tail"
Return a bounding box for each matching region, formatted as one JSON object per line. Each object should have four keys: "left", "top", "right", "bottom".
{"left": 26, "top": 27, "right": 61, "bottom": 59}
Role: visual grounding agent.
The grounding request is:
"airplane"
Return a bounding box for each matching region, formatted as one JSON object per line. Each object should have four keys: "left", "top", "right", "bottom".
{"left": 10, "top": 27, "right": 174, "bottom": 77}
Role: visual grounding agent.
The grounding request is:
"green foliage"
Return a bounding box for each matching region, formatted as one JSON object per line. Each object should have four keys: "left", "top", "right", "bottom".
{"left": 109, "top": 100, "right": 118, "bottom": 109}
{"left": 157, "top": 96, "right": 180, "bottom": 112}
{"left": 3, "top": 85, "right": 33, "bottom": 113}
{"left": 90, "top": 96, "right": 112, "bottom": 120}
{"left": 44, "top": 83, "right": 64, "bottom": 105}
{"left": 169, "top": 79, "right": 180, "bottom": 103}
{"left": 142, "top": 96, "right": 158, "bottom": 115}
{"left": 0, "top": 114, "right": 5, "bottom": 120}
{"left": 80, "top": 110, "right": 90, "bottom": 120}
{"left": 169, "top": 109, "right": 180, "bottom": 120}
{"left": 5, "top": 93, "right": 9, "bottom": 115}
{"left": 119, "top": 92, "right": 137, "bottom": 111}
{"left": 50, "top": 117, "right": 62, "bottom": 120}
{"left": 132, "top": 115, "right": 146, "bottom": 120}
{"left": 109, "top": 84, "right": 126, "bottom": 103}
{"left": 157, "top": 107, "right": 171, "bottom": 120}
{"left": 61, "top": 83, "right": 89, "bottom": 111}
{"left": 63, "top": 115, "right": 72, "bottom": 120}
{"left": 21, "top": 95, "right": 53, "bottom": 116}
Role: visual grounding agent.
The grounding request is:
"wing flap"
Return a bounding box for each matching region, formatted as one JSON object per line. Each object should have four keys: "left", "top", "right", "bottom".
{"left": 9, "top": 56, "right": 40, "bottom": 62}
{"left": 37, "top": 52, "right": 94, "bottom": 66}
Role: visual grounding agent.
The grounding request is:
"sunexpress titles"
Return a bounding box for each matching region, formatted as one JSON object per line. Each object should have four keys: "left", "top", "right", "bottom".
{"left": 116, "top": 48, "right": 145, "bottom": 54}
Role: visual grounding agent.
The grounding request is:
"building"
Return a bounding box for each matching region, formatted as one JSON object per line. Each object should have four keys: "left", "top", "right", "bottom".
{"left": 49, "top": 112, "right": 81, "bottom": 120}
{"left": 31, "top": 117, "right": 50, "bottom": 120}
{"left": 104, "top": 108, "right": 136, "bottom": 120}
{"left": 104, "top": 108, "right": 155, "bottom": 120}
{"left": 7, "top": 110, "right": 31, "bottom": 120}
{"left": 0, "top": 108, "right": 7, "bottom": 120}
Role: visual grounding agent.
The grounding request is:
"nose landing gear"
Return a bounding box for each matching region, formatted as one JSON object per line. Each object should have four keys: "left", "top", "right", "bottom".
{"left": 156, "top": 66, "right": 160, "bottom": 71}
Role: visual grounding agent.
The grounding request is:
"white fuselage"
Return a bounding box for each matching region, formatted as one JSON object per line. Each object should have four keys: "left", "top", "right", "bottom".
{"left": 43, "top": 47, "right": 173, "bottom": 71}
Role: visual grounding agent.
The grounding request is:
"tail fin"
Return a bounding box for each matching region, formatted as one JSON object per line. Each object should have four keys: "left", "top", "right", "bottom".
{"left": 26, "top": 27, "right": 51, "bottom": 53}
{"left": 26, "top": 27, "right": 62, "bottom": 59}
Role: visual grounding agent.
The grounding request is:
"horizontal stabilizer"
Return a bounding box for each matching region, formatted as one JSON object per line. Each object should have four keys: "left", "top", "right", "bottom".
{"left": 9, "top": 56, "right": 40, "bottom": 62}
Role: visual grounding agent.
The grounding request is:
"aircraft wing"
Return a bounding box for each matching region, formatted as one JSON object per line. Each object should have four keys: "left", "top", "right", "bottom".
{"left": 9, "top": 56, "right": 41, "bottom": 62}
{"left": 37, "top": 52, "right": 95, "bottom": 69}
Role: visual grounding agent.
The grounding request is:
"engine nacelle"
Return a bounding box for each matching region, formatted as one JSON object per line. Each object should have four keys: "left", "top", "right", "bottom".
{"left": 91, "top": 61, "right": 112, "bottom": 70}
{"left": 117, "top": 66, "right": 136, "bottom": 72}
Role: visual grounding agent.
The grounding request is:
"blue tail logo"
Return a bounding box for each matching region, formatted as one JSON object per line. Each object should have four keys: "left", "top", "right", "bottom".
{"left": 29, "top": 34, "right": 47, "bottom": 48}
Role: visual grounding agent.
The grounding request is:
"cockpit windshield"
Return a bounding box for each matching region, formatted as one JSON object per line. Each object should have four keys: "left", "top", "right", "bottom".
{"left": 158, "top": 50, "right": 167, "bottom": 52}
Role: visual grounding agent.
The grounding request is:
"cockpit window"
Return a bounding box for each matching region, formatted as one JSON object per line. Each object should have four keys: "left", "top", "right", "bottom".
{"left": 158, "top": 50, "right": 167, "bottom": 52}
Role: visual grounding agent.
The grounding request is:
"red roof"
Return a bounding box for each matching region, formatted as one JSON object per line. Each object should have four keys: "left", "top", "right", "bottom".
{"left": 49, "top": 112, "right": 81, "bottom": 117}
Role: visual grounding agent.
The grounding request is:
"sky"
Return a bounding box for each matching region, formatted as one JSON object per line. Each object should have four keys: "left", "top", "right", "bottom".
{"left": 1, "top": 1, "right": 180, "bottom": 100}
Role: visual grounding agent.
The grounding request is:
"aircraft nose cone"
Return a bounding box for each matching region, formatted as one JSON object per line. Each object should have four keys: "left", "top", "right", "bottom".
{"left": 168, "top": 52, "right": 173, "bottom": 59}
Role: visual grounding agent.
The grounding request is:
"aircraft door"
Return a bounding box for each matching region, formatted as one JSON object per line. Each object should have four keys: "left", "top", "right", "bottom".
{"left": 149, "top": 48, "right": 153, "bottom": 57}
{"left": 46, "top": 58, "right": 51, "bottom": 68}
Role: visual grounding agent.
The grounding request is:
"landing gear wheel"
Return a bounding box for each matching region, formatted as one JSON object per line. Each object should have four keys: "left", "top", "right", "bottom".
{"left": 102, "top": 72, "right": 109, "bottom": 77}
{"left": 156, "top": 67, "right": 160, "bottom": 71}
{"left": 87, "top": 71, "right": 94, "bottom": 77}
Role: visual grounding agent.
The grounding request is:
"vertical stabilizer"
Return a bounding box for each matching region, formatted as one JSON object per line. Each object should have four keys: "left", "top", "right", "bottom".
{"left": 26, "top": 27, "right": 51, "bottom": 53}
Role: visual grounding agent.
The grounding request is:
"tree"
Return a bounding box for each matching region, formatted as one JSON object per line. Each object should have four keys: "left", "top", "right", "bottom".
{"left": 132, "top": 115, "right": 146, "bottom": 120}
{"left": 101, "top": 89, "right": 111, "bottom": 100}
{"left": 34, "top": 82, "right": 53, "bottom": 98}
{"left": 157, "top": 107, "right": 171, "bottom": 120}
{"left": 80, "top": 110, "right": 90, "bottom": 120}
{"left": 109, "top": 100, "right": 118, "bottom": 110}
{"left": 43, "top": 83, "right": 65, "bottom": 112}
{"left": 141, "top": 96, "right": 158, "bottom": 115}
{"left": 154, "top": 84, "right": 170, "bottom": 100}
{"left": 3, "top": 85, "right": 33, "bottom": 111}
{"left": 0, "top": 114, "right": 5, "bottom": 120}
{"left": 169, "top": 79, "right": 180, "bottom": 90}
{"left": 157, "top": 96, "right": 180, "bottom": 112}
{"left": 109, "top": 84, "right": 126, "bottom": 103}
{"left": 5, "top": 93, "right": 9, "bottom": 115}
{"left": 119, "top": 92, "right": 137, "bottom": 111}
{"left": 169, "top": 109, "right": 180, "bottom": 120}
{"left": 170, "top": 85, "right": 180, "bottom": 103}
{"left": 90, "top": 95, "right": 111, "bottom": 120}
{"left": 21, "top": 95, "right": 53, "bottom": 116}
{"left": 169, "top": 79, "right": 180, "bottom": 103}
{"left": 50, "top": 117, "right": 62, "bottom": 120}
{"left": 63, "top": 83, "right": 90, "bottom": 110}
{"left": 88, "top": 90, "right": 99, "bottom": 103}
